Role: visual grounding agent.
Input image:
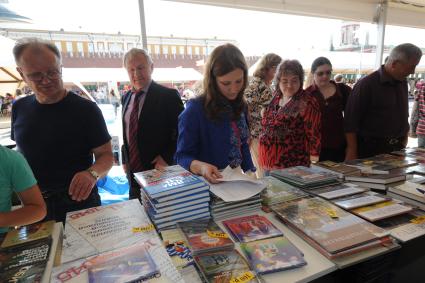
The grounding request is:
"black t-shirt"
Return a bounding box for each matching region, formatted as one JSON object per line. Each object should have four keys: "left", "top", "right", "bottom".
{"left": 11, "top": 92, "right": 111, "bottom": 191}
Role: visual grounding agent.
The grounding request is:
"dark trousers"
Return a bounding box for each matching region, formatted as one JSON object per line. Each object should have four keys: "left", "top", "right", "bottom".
{"left": 128, "top": 174, "right": 142, "bottom": 201}
{"left": 357, "top": 136, "right": 406, "bottom": 159}
{"left": 319, "top": 146, "right": 346, "bottom": 163}
{"left": 42, "top": 187, "right": 101, "bottom": 224}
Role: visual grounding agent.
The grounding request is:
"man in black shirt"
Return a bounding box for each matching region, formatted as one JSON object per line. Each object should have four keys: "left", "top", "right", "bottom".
{"left": 345, "top": 43, "right": 422, "bottom": 159}
{"left": 11, "top": 38, "right": 113, "bottom": 223}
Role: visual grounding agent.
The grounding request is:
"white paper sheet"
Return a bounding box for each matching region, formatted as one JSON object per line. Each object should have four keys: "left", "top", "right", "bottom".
{"left": 210, "top": 180, "right": 266, "bottom": 202}
{"left": 216, "top": 166, "right": 262, "bottom": 184}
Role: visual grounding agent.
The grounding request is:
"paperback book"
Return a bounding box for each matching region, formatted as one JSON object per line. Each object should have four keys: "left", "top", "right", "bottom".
{"left": 351, "top": 201, "right": 413, "bottom": 222}
{"left": 87, "top": 243, "right": 160, "bottom": 283}
{"left": 375, "top": 209, "right": 425, "bottom": 242}
{"left": 332, "top": 192, "right": 390, "bottom": 210}
{"left": 177, "top": 219, "right": 234, "bottom": 255}
{"left": 271, "top": 166, "right": 340, "bottom": 188}
{"left": 194, "top": 250, "right": 259, "bottom": 283}
{"left": 310, "top": 183, "right": 367, "bottom": 200}
{"left": 311, "top": 160, "right": 361, "bottom": 179}
{"left": 240, "top": 236, "right": 306, "bottom": 274}
{"left": 223, "top": 215, "right": 282, "bottom": 243}
{"left": 161, "top": 229, "right": 193, "bottom": 269}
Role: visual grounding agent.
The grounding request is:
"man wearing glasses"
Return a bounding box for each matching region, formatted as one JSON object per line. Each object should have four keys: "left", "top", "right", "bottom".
{"left": 11, "top": 38, "right": 113, "bottom": 224}
{"left": 345, "top": 43, "right": 422, "bottom": 160}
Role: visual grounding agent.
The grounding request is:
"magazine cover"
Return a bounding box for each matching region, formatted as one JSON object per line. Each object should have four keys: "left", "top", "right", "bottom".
{"left": 1, "top": 220, "right": 55, "bottom": 248}
{"left": 0, "top": 237, "right": 51, "bottom": 272}
{"left": 161, "top": 229, "right": 193, "bottom": 269}
{"left": 177, "top": 219, "right": 234, "bottom": 255}
{"left": 194, "top": 250, "right": 258, "bottom": 283}
{"left": 223, "top": 215, "right": 282, "bottom": 243}
{"left": 87, "top": 243, "right": 159, "bottom": 283}
{"left": 0, "top": 262, "right": 46, "bottom": 283}
{"left": 134, "top": 165, "right": 187, "bottom": 187}
{"left": 240, "top": 236, "right": 306, "bottom": 274}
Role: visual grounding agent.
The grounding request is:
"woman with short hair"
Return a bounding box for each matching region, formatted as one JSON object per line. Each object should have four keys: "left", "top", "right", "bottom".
{"left": 259, "top": 59, "right": 321, "bottom": 171}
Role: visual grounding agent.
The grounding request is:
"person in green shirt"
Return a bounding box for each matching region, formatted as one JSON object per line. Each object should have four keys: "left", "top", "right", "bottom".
{"left": 0, "top": 145, "right": 46, "bottom": 233}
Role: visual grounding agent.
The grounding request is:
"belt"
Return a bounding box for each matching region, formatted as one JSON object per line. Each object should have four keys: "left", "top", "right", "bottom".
{"left": 359, "top": 136, "right": 405, "bottom": 145}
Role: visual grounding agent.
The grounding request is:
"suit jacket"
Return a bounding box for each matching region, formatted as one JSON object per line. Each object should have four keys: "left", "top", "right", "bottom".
{"left": 121, "top": 81, "right": 184, "bottom": 172}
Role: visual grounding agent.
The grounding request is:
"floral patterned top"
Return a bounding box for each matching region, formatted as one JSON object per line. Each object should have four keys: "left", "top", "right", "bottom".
{"left": 259, "top": 90, "right": 321, "bottom": 170}
{"left": 244, "top": 76, "right": 274, "bottom": 138}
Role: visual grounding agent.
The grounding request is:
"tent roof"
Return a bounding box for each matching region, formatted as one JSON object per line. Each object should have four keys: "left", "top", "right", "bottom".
{"left": 165, "top": 0, "right": 425, "bottom": 29}
{"left": 62, "top": 67, "right": 202, "bottom": 83}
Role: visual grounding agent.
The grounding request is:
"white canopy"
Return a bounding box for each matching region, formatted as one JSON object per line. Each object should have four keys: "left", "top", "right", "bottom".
{"left": 62, "top": 67, "right": 202, "bottom": 83}
{"left": 0, "top": 35, "right": 23, "bottom": 94}
{"left": 165, "top": 0, "right": 425, "bottom": 29}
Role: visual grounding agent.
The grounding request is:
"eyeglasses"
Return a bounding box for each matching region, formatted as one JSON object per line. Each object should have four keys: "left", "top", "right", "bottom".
{"left": 25, "top": 69, "right": 62, "bottom": 82}
{"left": 315, "top": 70, "right": 332, "bottom": 77}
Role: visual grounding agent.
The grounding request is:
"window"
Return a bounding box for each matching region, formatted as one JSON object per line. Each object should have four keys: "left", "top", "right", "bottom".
{"left": 66, "top": 42, "right": 73, "bottom": 53}
{"left": 179, "top": 46, "right": 185, "bottom": 55}
{"left": 187, "top": 46, "right": 192, "bottom": 55}
{"left": 55, "top": 42, "right": 62, "bottom": 52}
{"left": 77, "top": 42, "right": 84, "bottom": 56}
{"left": 127, "top": 43, "right": 134, "bottom": 50}
{"left": 162, "top": 46, "right": 168, "bottom": 55}
{"left": 171, "top": 46, "right": 177, "bottom": 55}
{"left": 88, "top": 42, "right": 95, "bottom": 53}
{"left": 154, "top": 45, "right": 160, "bottom": 54}
{"left": 195, "top": 46, "right": 200, "bottom": 55}
{"left": 202, "top": 47, "right": 207, "bottom": 55}
{"left": 98, "top": 42, "right": 105, "bottom": 52}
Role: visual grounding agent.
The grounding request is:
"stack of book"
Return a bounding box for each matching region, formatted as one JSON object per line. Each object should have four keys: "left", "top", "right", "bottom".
{"left": 345, "top": 172, "right": 406, "bottom": 191}
{"left": 391, "top": 147, "right": 425, "bottom": 162}
{"left": 311, "top": 160, "right": 361, "bottom": 179}
{"left": 0, "top": 221, "right": 61, "bottom": 283}
{"left": 344, "top": 154, "right": 417, "bottom": 174}
{"left": 210, "top": 194, "right": 262, "bottom": 220}
{"left": 374, "top": 209, "right": 425, "bottom": 242}
{"left": 134, "top": 165, "right": 211, "bottom": 230}
{"left": 270, "top": 166, "right": 340, "bottom": 189}
{"left": 388, "top": 180, "right": 425, "bottom": 210}
{"left": 272, "top": 197, "right": 392, "bottom": 259}
{"left": 223, "top": 214, "right": 307, "bottom": 275}
{"left": 261, "top": 176, "right": 308, "bottom": 208}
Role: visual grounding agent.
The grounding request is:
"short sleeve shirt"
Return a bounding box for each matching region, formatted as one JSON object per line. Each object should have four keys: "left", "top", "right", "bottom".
{"left": 11, "top": 92, "right": 111, "bottom": 191}
{"left": 0, "top": 145, "right": 37, "bottom": 233}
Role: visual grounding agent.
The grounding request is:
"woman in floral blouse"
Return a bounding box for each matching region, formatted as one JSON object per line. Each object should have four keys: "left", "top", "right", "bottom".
{"left": 245, "top": 53, "right": 281, "bottom": 177}
{"left": 259, "top": 60, "right": 321, "bottom": 171}
{"left": 176, "top": 44, "right": 255, "bottom": 183}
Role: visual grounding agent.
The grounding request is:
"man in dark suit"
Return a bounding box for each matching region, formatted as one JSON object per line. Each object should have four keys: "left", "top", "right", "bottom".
{"left": 121, "top": 48, "right": 184, "bottom": 200}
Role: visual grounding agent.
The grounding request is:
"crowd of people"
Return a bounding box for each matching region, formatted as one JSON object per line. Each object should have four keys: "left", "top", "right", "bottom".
{"left": 0, "top": 37, "right": 423, "bottom": 233}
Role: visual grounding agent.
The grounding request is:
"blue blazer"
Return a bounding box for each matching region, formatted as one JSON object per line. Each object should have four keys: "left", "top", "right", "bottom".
{"left": 176, "top": 98, "right": 255, "bottom": 172}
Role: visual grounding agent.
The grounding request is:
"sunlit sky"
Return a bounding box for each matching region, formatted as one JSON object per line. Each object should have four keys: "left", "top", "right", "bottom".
{"left": 3, "top": 0, "right": 425, "bottom": 55}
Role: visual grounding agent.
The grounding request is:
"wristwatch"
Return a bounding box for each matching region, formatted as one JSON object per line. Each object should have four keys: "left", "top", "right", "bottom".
{"left": 86, "top": 169, "right": 100, "bottom": 180}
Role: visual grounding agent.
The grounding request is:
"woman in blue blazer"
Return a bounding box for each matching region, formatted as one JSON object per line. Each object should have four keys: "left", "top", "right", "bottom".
{"left": 176, "top": 44, "right": 255, "bottom": 183}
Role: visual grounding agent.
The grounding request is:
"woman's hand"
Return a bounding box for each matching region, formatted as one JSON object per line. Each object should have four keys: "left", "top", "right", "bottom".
{"left": 190, "top": 160, "right": 223, "bottom": 184}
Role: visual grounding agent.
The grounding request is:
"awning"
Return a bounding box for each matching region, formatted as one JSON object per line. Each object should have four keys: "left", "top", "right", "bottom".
{"left": 62, "top": 67, "right": 202, "bottom": 83}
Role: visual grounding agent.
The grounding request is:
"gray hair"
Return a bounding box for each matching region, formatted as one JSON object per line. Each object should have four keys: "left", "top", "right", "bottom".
{"left": 123, "top": 48, "right": 153, "bottom": 68}
{"left": 13, "top": 37, "right": 62, "bottom": 65}
{"left": 387, "top": 43, "right": 422, "bottom": 64}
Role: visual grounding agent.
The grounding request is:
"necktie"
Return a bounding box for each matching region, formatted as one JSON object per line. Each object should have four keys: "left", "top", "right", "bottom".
{"left": 128, "top": 91, "right": 144, "bottom": 173}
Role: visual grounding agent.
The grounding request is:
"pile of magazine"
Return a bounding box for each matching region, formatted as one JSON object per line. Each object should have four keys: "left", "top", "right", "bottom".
{"left": 223, "top": 215, "right": 307, "bottom": 275}
{"left": 134, "top": 165, "right": 211, "bottom": 230}
{"left": 271, "top": 166, "right": 340, "bottom": 189}
{"left": 272, "top": 197, "right": 393, "bottom": 259}
{"left": 261, "top": 176, "right": 308, "bottom": 208}
{"left": 210, "top": 194, "right": 262, "bottom": 220}
{"left": 0, "top": 221, "right": 55, "bottom": 282}
{"left": 52, "top": 200, "right": 185, "bottom": 283}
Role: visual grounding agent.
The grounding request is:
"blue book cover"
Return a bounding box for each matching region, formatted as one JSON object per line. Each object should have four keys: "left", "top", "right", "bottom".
{"left": 144, "top": 173, "right": 206, "bottom": 198}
